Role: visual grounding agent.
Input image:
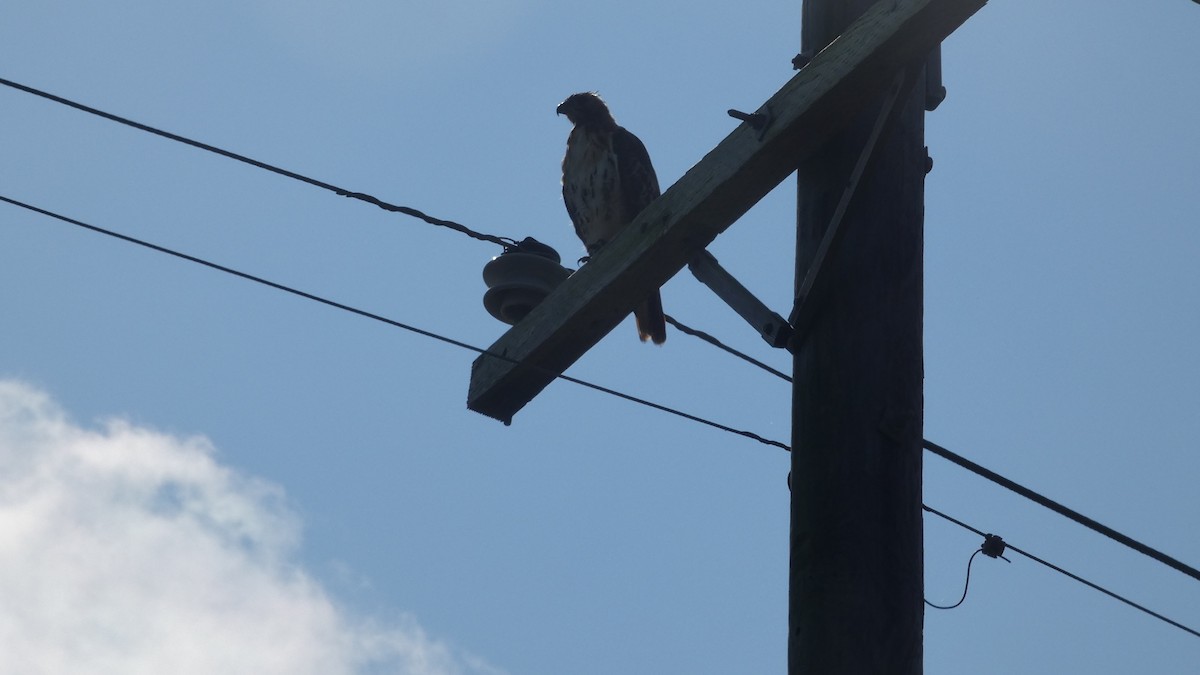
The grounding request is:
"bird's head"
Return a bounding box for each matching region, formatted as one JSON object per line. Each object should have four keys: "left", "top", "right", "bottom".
{"left": 556, "top": 92, "right": 616, "bottom": 128}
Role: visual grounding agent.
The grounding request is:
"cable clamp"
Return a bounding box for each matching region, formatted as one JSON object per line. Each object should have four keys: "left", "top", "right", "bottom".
{"left": 982, "top": 533, "right": 1011, "bottom": 562}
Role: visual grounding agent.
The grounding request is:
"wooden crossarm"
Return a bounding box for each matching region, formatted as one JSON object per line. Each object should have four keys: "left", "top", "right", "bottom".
{"left": 468, "top": 0, "right": 987, "bottom": 422}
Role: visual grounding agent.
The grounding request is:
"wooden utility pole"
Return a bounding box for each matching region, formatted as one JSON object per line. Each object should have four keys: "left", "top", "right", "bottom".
{"left": 789, "top": 0, "right": 927, "bottom": 672}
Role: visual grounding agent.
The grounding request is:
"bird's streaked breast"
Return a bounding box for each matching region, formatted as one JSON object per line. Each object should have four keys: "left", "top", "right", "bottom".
{"left": 562, "top": 129, "right": 624, "bottom": 252}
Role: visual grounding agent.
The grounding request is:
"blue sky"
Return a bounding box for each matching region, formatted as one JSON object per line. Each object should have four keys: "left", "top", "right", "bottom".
{"left": 1, "top": 1, "right": 1198, "bottom": 673}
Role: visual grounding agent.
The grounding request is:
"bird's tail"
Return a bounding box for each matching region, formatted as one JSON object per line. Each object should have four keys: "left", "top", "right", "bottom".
{"left": 634, "top": 289, "right": 667, "bottom": 345}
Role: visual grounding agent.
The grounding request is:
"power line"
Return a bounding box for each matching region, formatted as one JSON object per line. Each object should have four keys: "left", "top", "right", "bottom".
{"left": 13, "top": 193, "right": 1200, "bottom": 645}
{"left": 0, "top": 193, "right": 787, "bottom": 452}
{"left": 13, "top": 182, "right": 1197, "bottom": 598}
{"left": 924, "top": 504, "right": 1200, "bottom": 640}
{"left": 663, "top": 315, "right": 791, "bottom": 382}
{"left": 0, "top": 76, "right": 517, "bottom": 248}
{"left": 924, "top": 439, "right": 1200, "bottom": 585}
{"left": 0, "top": 77, "right": 785, "bottom": 446}
{"left": 0, "top": 76, "right": 784, "bottom": 448}
{"left": 10, "top": 72, "right": 1194, "bottom": 573}
{"left": 662, "top": 318, "right": 1200, "bottom": 586}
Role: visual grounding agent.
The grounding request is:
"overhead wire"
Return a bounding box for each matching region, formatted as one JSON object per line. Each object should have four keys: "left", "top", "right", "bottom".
{"left": 23, "top": 198, "right": 1196, "bottom": 642}
{"left": 663, "top": 315, "right": 791, "bottom": 382}
{"left": 0, "top": 194, "right": 788, "bottom": 452}
{"left": 663, "top": 314, "right": 1200, "bottom": 586}
{"left": 924, "top": 439, "right": 1200, "bottom": 584}
{"left": 0, "top": 76, "right": 518, "bottom": 248}
{"left": 0, "top": 77, "right": 792, "bottom": 448}
{"left": 924, "top": 504, "right": 1200, "bottom": 640}
{"left": 9, "top": 72, "right": 1197, "bottom": 597}
{"left": 14, "top": 184, "right": 1189, "bottom": 638}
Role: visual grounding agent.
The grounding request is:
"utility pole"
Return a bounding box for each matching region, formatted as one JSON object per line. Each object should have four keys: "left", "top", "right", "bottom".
{"left": 789, "top": 0, "right": 927, "bottom": 672}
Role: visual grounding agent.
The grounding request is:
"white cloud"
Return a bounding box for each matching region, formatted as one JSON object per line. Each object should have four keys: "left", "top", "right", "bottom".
{"left": 0, "top": 380, "right": 501, "bottom": 675}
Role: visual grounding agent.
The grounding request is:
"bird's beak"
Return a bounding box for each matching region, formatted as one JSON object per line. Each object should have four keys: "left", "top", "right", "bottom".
{"left": 555, "top": 102, "right": 567, "bottom": 116}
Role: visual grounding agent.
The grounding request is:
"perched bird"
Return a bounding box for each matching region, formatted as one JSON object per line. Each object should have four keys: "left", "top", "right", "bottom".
{"left": 557, "top": 92, "right": 667, "bottom": 344}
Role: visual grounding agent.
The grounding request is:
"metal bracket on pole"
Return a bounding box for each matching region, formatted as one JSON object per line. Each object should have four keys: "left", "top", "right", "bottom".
{"left": 787, "top": 70, "right": 910, "bottom": 352}
{"left": 688, "top": 250, "right": 793, "bottom": 349}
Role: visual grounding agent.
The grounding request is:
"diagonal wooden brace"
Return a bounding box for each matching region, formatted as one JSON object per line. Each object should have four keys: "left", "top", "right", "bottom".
{"left": 787, "top": 69, "right": 914, "bottom": 352}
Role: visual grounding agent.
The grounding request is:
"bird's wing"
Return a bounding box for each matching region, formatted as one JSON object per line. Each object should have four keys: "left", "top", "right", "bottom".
{"left": 612, "top": 126, "right": 660, "bottom": 222}
{"left": 562, "top": 178, "right": 582, "bottom": 231}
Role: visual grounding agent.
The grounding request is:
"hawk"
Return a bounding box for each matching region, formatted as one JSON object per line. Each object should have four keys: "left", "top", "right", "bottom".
{"left": 557, "top": 92, "right": 667, "bottom": 344}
